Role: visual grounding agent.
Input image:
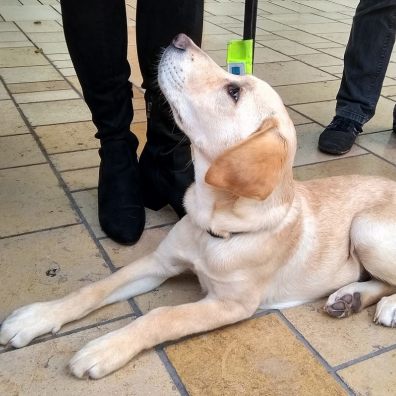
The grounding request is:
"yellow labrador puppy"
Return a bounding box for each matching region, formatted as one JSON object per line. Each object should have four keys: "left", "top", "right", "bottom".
{"left": 1, "top": 34, "right": 396, "bottom": 379}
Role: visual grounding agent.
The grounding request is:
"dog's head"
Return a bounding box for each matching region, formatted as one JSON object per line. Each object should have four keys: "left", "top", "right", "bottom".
{"left": 158, "top": 34, "right": 296, "bottom": 201}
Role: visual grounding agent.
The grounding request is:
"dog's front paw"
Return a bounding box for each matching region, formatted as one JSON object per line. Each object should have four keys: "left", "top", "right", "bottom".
{"left": 374, "top": 296, "right": 396, "bottom": 327}
{"left": 0, "top": 302, "right": 62, "bottom": 348}
{"left": 69, "top": 329, "right": 134, "bottom": 379}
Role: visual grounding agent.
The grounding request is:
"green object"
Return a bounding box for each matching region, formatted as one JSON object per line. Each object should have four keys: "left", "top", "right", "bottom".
{"left": 226, "top": 39, "right": 254, "bottom": 75}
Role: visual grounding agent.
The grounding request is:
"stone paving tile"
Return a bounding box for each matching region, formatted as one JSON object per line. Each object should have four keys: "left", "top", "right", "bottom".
{"left": 0, "top": 318, "right": 178, "bottom": 396}
{"left": 255, "top": 17, "right": 291, "bottom": 32}
{"left": 0, "top": 99, "right": 30, "bottom": 136}
{"left": 205, "top": 49, "right": 227, "bottom": 67}
{"left": 0, "top": 164, "right": 79, "bottom": 237}
{"left": 50, "top": 149, "right": 99, "bottom": 172}
{"left": 35, "top": 121, "right": 99, "bottom": 154}
{"left": 20, "top": 99, "right": 91, "bottom": 126}
{"left": 7, "top": 79, "right": 70, "bottom": 93}
{"left": 292, "top": 96, "right": 396, "bottom": 133}
{"left": 0, "top": 225, "right": 131, "bottom": 332}
{"left": 26, "top": 31, "right": 65, "bottom": 43}
{"left": 16, "top": 20, "right": 63, "bottom": 32}
{"left": 357, "top": 131, "right": 396, "bottom": 165}
{"left": 251, "top": 45, "right": 292, "bottom": 62}
{"left": 0, "top": 133, "right": 45, "bottom": 168}
{"left": 203, "top": 21, "right": 232, "bottom": 35}
{"left": 0, "top": 40, "right": 32, "bottom": 47}
{"left": 290, "top": 22, "right": 351, "bottom": 34}
{"left": 166, "top": 314, "right": 346, "bottom": 396}
{"left": 0, "top": 47, "right": 49, "bottom": 67}
{"left": 0, "top": 5, "right": 60, "bottom": 21}
{"left": 0, "top": 65, "right": 62, "bottom": 83}
{"left": 202, "top": 33, "right": 237, "bottom": 51}
{"left": 283, "top": 300, "right": 396, "bottom": 367}
{"left": 0, "top": 79, "right": 9, "bottom": 99}
{"left": 276, "top": 80, "right": 341, "bottom": 105}
{"left": 205, "top": 2, "right": 245, "bottom": 16}
{"left": 61, "top": 166, "right": 98, "bottom": 191}
{"left": 47, "top": 53, "right": 71, "bottom": 61}
{"left": 293, "top": 53, "right": 343, "bottom": 67}
{"left": 60, "top": 67, "right": 76, "bottom": 77}
{"left": 52, "top": 59, "right": 73, "bottom": 68}
{"left": 293, "top": 123, "right": 367, "bottom": 167}
{"left": 260, "top": 39, "right": 319, "bottom": 56}
{"left": 318, "top": 46, "right": 345, "bottom": 59}
{"left": 338, "top": 350, "right": 396, "bottom": 396}
{"left": 273, "top": 29, "right": 330, "bottom": 44}
{"left": 381, "top": 85, "right": 396, "bottom": 97}
{"left": 13, "top": 89, "right": 79, "bottom": 103}
{"left": 320, "top": 64, "right": 344, "bottom": 74}
{"left": 266, "top": 12, "right": 334, "bottom": 25}
{"left": 294, "top": 153, "right": 396, "bottom": 182}
{"left": 0, "top": 21, "right": 19, "bottom": 31}
{"left": 254, "top": 60, "right": 336, "bottom": 86}
{"left": 0, "top": 30, "right": 26, "bottom": 41}
{"left": 65, "top": 75, "right": 82, "bottom": 94}
{"left": 287, "top": 107, "right": 311, "bottom": 125}
{"left": 72, "top": 189, "right": 106, "bottom": 238}
{"left": 100, "top": 226, "right": 173, "bottom": 268}
{"left": 309, "top": 41, "right": 344, "bottom": 49}
{"left": 37, "top": 41, "right": 69, "bottom": 54}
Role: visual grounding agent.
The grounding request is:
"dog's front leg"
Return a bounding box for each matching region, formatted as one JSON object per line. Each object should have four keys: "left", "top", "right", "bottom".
{"left": 0, "top": 251, "right": 185, "bottom": 349}
{"left": 69, "top": 297, "right": 255, "bottom": 379}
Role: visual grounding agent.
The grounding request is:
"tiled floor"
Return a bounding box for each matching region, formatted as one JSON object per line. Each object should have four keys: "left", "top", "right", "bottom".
{"left": 1, "top": 0, "right": 396, "bottom": 395}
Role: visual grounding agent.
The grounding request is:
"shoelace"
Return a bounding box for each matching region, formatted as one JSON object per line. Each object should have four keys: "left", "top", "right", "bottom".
{"left": 328, "top": 117, "right": 362, "bottom": 135}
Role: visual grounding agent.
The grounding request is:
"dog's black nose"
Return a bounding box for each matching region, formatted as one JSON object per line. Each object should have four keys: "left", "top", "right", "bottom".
{"left": 172, "top": 33, "right": 189, "bottom": 50}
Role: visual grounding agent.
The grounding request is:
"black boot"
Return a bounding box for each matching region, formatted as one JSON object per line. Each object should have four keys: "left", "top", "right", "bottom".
{"left": 139, "top": 91, "right": 194, "bottom": 217}
{"left": 98, "top": 134, "right": 145, "bottom": 245}
{"left": 61, "top": 0, "right": 146, "bottom": 244}
{"left": 136, "top": 0, "right": 203, "bottom": 217}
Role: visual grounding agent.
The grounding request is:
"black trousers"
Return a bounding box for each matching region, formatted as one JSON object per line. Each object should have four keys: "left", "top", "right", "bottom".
{"left": 60, "top": 0, "right": 204, "bottom": 142}
{"left": 336, "top": 0, "right": 396, "bottom": 124}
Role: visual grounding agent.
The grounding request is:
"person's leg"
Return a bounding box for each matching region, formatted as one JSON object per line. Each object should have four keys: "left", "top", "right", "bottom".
{"left": 136, "top": 0, "right": 204, "bottom": 217}
{"left": 60, "top": 0, "right": 145, "bottom": 244}
{"left": 319, "top": 0, "right": 396, "bottom": 155}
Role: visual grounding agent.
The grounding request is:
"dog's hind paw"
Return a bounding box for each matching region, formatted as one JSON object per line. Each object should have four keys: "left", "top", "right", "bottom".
{"left": 324, "top": 291, "right": 361, "bottom": 318}
{"left": 374, "top": 296, "right": 396, "bottom": 327}
{"left": 0, "top": 302, "right": 62, "bottom": 348}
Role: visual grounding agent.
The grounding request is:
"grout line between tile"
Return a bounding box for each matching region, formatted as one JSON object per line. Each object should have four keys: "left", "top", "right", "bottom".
{"left": 277, "top": 311, "right": 356, "bottom": 395}
{"left": 354, "top": 142, "right": 396, "bottom": 169}
{"left": 292, "top": 152, "right": 370, "bottom": 169}
{"left": 333, "top": 343, "right": 396, "bottom": 372}
{"left": 155, "top": 348, "right": 190, "bottom": 396}
{"left": 0, "top": 222, "right": 81, "bottom": 240}
{"left": 0, "top": 161, "right": 48, "bottom": 171}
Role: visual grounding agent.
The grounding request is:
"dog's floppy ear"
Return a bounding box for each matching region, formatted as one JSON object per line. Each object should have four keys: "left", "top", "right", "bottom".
{"left": 205, "top": 117, "right": 287, "bottom": 200}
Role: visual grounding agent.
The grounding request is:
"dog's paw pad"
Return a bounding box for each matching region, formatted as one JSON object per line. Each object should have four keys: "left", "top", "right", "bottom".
{"left": 324, "top": 292, "right": 361, "bottom": 318}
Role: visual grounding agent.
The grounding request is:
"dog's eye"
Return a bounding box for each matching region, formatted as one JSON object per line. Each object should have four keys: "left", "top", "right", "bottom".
{"left": 227, "top": 84, "right": 240, "bottom": 103}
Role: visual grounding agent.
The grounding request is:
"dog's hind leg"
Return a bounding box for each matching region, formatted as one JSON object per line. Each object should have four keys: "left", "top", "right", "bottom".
{"left": 324, "top": 279, "right": 396, "bottom": 318}
{"left": 325, "top": 204, "right": 396, "bottom": 325}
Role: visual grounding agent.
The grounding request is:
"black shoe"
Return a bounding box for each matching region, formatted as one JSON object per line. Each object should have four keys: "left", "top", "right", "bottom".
{"left": 139, "top": 91, "right": 194, "bottom": 218}
{"left": 318, "top": 116, "right": 362, "bottom": 155}
{"left": 98, "top": 134, "right": 145, "bottom": 245}
{"left": 393, "top": 104, "right": 396, "bottom": 134}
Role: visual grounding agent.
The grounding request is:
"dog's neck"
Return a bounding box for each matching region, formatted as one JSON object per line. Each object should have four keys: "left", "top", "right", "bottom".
{"left": 184, "top": 147, "right": 295, "bottom": 238}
